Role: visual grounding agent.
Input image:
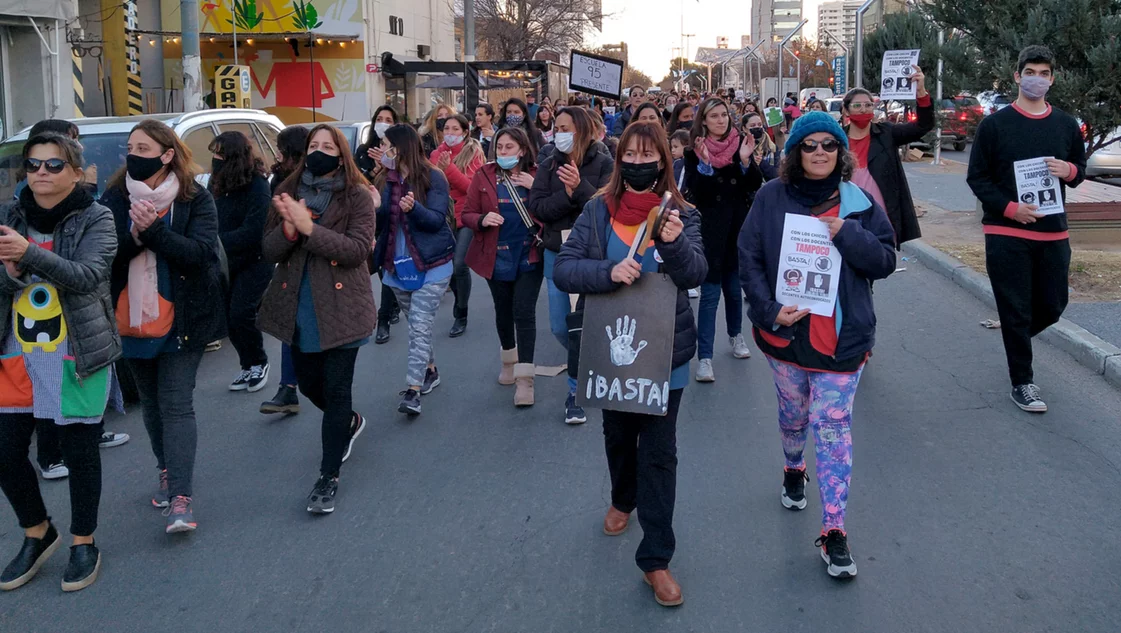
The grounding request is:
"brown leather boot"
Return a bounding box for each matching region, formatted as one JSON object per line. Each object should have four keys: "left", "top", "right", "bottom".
{"left": 513, "top": 363, "right": 535, "bottom": 407}
{"left": 603, "top": 506, "right": 631, "bottom": 536}
{"left": 498, "top": 348, "right": 517, "bottom": 385}
{"left": 643, "top": 569, "right": 684, "bottom": 607}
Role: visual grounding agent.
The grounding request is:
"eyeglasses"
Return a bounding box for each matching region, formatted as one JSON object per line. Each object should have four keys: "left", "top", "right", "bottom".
{"left": 847, "top": 102, "right": 875, "bottom": 112}
{"left": 799, "top": 139, "right": 842, "bottom": 154}
{"left": 24, "top": 158, "right": 68, "bottom": 174}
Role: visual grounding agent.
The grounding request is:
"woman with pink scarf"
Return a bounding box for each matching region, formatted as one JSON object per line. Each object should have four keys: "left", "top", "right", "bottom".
{"left": 103, "top": 120, "right": 226, "bottom": 536}
{"left": 681, "top": 97, "right": 764, "bottom": 383}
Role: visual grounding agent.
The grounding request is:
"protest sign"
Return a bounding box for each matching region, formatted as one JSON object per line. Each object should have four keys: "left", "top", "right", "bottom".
{"left": 603, "top": 106, "right": 616, "bottom": 116}
{"left": 569, "top": 50, "right": 624, "bottom": 100}
{"left": 775, "top": 213, "right": 842, "bottom": 317}
{"left": 764, "top": 107, "right": 785, "bottom": 128}
{"left": 879, "top": 50, "right": 921, "bottom": 100}
{"left": 578, "top": 274, "right": 677, "bottom": 416}
{"left": 1014, "top": 158, "right": 1065, "bottom": 215}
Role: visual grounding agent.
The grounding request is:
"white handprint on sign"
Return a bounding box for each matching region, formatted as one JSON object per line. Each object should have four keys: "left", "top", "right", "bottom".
{"left": 606, "top": 315, "right": 648, "bottom": 367}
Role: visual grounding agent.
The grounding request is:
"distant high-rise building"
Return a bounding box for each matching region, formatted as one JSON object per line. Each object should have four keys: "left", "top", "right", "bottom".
{"left": 751, "top": 0, "right": 804, "bottom": 52}
{"left": 741, "top": 35, "right": 753, "bottom": 49}
{"left": 817, "top": 1, "right": 862, "bottom": 55}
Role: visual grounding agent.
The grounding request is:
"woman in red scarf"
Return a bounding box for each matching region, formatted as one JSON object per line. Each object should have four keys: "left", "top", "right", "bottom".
{"left": 553, "top": 123, "right": 707, "bottom": 608}
{"left": 682, "top": 97, "right": 764, "bottom": 382}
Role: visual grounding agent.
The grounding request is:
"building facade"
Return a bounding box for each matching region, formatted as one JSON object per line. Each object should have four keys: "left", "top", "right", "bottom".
{"left": 818, "top": 0, "right": 863, "bottom": 55}
{"left": 0, "top": 0, "right": 78, "bottom": 137}
{"left": 750, "top": 0, "right": 804, "bottom": 52}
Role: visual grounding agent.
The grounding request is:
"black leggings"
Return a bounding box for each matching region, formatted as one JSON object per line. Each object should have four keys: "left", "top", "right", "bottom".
{"left": 0, "top": 415, "right": 101, "bottom": 536}
{"left": 486, "top": 267, "right": 544, "bottom": 364}
{"left": 290, "top": 346, "right": 359, "bottom": 478}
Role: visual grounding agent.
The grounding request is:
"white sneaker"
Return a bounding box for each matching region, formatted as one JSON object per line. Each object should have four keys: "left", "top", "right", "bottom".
{"left": 731, "top": 334, "right": 752, "bottom": 359}
{"left": 695, "top": 358, "right": 715, "bottom": 382}
{"left": 688, "top": 288, "right": 700, "bottom": 299}
{"left": 41, "top": 463, "right": 69, "bottom": 480}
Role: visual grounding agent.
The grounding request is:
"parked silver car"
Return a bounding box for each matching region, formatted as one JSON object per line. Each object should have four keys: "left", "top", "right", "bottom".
{"left": 0, "top": 109, "right": 285, "bottom": 199}
{"left": 1087, "top": 127, "right": 1121, "bottom": 178}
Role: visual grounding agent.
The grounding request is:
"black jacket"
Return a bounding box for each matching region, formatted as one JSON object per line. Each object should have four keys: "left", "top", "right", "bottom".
{"left": 214, "top": 174, "right": 270, "bottom": 273}
{"left": 104, "top": 184, "right": 228, "bottom": 352}
{"left": 528, "top": 142, "right": 614, "bottom": 252}
{"left": 682, "top": 148, "right": 763, "bottom": 284}
{"left": 843, "top": 98, "right": 934, "bottom": 247}
{"left": 554, "top": 196, "right": 708, "bottom": 369}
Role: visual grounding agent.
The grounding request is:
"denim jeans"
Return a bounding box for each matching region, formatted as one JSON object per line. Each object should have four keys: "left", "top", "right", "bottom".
{"left": 544, "top": 250, "right": 577, "bottom": 394}
{"left": 279, "top": 343, "right": 298, "bottom": 387}
{"left": 697, "top": 268, "right": 743, "bottom": 359}
{"left": 129, "top": 351, "right": 204, "bottom": 499}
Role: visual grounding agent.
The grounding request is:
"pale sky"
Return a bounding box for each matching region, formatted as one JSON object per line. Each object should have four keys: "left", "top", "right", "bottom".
{"left": 598, "top": 0, "right": 827, "bottom": 81}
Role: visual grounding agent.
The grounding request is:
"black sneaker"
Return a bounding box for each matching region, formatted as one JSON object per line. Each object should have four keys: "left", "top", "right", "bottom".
{"left": 0, "top": 523, "right": 60, "bottom": 591}
{"left": 246, "top": 364, "right": 270, "bottom": 393}
{"left": 229, "top": 369, "right": 252, "bottom": 391}
{"left": 260, "top": 385, "right": 300, "bottom": 415}
{"left": 1011, "top": 383, "right": 1047, "bottom": 413}
{"left": 341, "top": 413, "right": 366, "bottom": 463}
{"left": 61, "top": 543, "right": 100, "bottom": 592}
{"left": 375, "top": 321, "right": 391, "bottom": 344}
{"left": 815, "top": 529, "right": 857, "bottom": 578}
{"left": 421, "top": 366, "right": 441, "bottom": 395}
{"left": 564, "top": 393, "right": 587, "bottom": 425}
{"left": 389, "top": 309, "right": 401, "bottom": 325}
{"left": 307, "top": 475, "right": 338, "bottom": 514}
{"left": 398, "top": 389, "right": 422, "bottom": 415}
{"left": 449, "top": 317, "right": 468, "bottom": 338}
{"left": 98, "top": 431, "right": 130, "bottom": 448}
{"left": 782, "top": 467, "right": 809, "bottom": 510}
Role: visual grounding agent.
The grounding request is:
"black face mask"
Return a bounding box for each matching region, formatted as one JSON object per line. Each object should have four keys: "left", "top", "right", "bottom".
{"left": 436, "top": 118, "right": 448, "bottom": 132}
{"left": 126, "top": 153, "right": 166, "bottom": 181}
{"left": 305, "top": 151, "right": 340, "bottom": 177}
{"left": 676, "top": 120, "right": 692, "bottom": 131}
{"left": 620, "top": 160, "right": 661, "bottom": 192}
{"left": 749, "top": 127, "right": 765, "bottom": 141}
{"left": 210, "top": 157, "right": 225, "bottom": 175}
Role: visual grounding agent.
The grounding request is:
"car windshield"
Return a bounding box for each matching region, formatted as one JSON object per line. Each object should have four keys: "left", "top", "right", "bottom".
{"left": 993, "top": 94, "right": 1011, "bottom": 105}
{"left": 955, "top": 97, "right": 981, "bottom": 107}
{"left": 0, "top": 131, "right": 128, "bottom": 201}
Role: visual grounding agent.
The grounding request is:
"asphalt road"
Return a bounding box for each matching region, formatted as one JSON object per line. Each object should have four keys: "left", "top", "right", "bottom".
{"left": 2, "top": 261, "right": 1121, "bottom": 633}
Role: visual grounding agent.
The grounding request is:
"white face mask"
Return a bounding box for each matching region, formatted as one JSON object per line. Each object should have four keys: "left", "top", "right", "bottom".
{"left": 444, "top": 135, "right": 464, "bottom": 147}
{"left": 374, "top": 121, "right": 392, "bottom": 137}
{"left": 554, "top": 132, "right": 575, "bottom": 153}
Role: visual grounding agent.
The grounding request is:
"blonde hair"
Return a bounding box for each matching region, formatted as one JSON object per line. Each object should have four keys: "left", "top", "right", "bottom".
{"left": 453, "top": 137, "right": 484, "bottom": 172}
{"left": 419, "top": 104, "right": 458, "bottom": 144}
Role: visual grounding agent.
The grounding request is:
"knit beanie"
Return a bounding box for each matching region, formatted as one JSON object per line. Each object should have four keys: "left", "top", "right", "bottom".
{"left": 783, "top": 111, "right": 849, "bottom": 156}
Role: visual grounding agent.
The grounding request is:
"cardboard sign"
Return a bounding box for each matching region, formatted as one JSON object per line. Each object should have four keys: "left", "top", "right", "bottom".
{"left": 569, "top": 49, "right": 624, "bottom": 100}
{"left": 764, "top": 107, "right": 784, "bottom": 128}
{"left": 879, "top": 50, "right": 921, "bottom": 100}
{"left": 215, "top": 65, "right": 251, "bottom": 109}
{"left": 578, "top": 274, "right": 678, "bottom": 416}
{"left": 1014, "top": 158, "right": 1065, "bottom": 215}
{"left": 775, "top": 213, "right": 842, "bottom": 317}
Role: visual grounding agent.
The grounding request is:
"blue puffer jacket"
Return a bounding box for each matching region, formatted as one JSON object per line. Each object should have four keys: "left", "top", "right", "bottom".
{"left": 738, "top": 180, "right": 896, "bottom": 361}
{"left": 554, "top": 195, "right": 709, "bottom": 369}
{"left": 373, "top": 167, "right": 455, "bottom": 271}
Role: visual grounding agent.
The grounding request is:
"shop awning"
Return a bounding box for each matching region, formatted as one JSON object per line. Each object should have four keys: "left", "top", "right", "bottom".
{"left": 0, "top": 0, "right": 76, "bottom": 21}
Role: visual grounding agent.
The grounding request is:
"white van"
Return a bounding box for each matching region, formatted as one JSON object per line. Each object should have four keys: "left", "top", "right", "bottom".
{"left": 800, "top": 88, "right": 834, "bottom": 108}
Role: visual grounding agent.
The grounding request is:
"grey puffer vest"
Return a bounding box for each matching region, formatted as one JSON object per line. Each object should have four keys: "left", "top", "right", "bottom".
{"left": 0, "top": 198, "right": 122, "bottom": 378}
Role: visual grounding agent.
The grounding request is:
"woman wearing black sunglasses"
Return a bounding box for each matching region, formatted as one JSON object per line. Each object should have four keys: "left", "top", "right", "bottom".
{"left": 738, "top": 111, "right": 896, "bottom": 580}
{"left": 0, "top": 133, "right": 121, "bottom": 592}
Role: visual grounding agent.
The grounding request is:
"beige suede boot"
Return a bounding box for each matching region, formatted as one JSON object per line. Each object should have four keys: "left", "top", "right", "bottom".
{"left": 513, "top": 363, "right": 535, "bottom": 407}
{"left": 499, "top": 348, "right": 518, "bottom": 385}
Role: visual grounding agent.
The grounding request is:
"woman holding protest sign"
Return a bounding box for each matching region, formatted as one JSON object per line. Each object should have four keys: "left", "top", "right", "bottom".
{"left": 554, "top": 122, "right": 707, "bottom": 607}
{"left": 682, "top": 97, "right": 763, "bottom": 382}
{"left": 738, "top": 112, "right": 896, "bottom": 579}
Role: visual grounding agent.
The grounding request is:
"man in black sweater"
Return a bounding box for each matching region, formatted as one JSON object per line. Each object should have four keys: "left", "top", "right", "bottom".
{"left": 966, "top": 45, "right": 1087, "bottom": 414}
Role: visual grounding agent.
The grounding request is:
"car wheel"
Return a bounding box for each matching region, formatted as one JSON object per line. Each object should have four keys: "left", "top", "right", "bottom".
{"left": 953, "top": 141, "right": 966, "bottom": 152}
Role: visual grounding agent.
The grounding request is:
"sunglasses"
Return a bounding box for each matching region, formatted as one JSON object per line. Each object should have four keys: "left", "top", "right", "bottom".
{"left": 799, "top": 139, "right": 842, "bottom": 154}
{"left": 24, "top": 157, "right": 68, "bottom": 174}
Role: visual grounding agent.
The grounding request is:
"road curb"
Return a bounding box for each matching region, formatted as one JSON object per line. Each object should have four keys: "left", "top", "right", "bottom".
{"left": 902, "top": 240, "right": 1121, "bottom": 391}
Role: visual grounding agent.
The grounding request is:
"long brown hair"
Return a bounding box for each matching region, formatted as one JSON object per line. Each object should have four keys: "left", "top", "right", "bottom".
{"left": 690, "top": 97, "right": 733, "bottom": 145}
{"left": 107, "top": 119, "right": 198, "bottom": 201}
{"left": 384, "top": 124, "right": 435, "bottom": 205}
{"left": 281, "top": 124, "right": 368, "bottom": 195}
{"left": 600, "top": 122, "right": 685, "bottom": 209}
{"left": 555, "top": 106, "right": 596, "bottom": 166}
{"left": 208, "top": 130, "right": 266, "bottom": 197}
{"left": 419, "top": 103, "right": 457, "bottom": 145}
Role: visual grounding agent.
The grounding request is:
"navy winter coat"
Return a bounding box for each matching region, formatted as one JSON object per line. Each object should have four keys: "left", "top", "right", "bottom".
{"left": 528, "top": 142, "right": 614, "bottom": 252}
{"left": 372, "top": 167, "right": 456, "bottom": 272}
{"left": 554, "top": 196, "right": 708, "bottom": 369}
{"left": 738, "top": 180, "right": 896, "bottom": 361}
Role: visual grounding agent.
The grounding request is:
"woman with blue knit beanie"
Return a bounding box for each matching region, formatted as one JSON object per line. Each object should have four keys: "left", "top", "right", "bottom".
{"left": 738, "top": 111, "right": 897, "bottom": 579}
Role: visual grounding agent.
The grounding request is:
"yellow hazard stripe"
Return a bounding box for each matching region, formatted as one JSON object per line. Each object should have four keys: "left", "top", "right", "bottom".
{"left": 71, "top": 49, "right": 84, "bottom": 118}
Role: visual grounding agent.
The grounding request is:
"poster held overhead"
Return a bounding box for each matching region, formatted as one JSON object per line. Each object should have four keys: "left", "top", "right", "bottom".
{"left": 569, "top": 49, "right": 625, "bottom": 100}
{"left": 879, "top": 50, "right": 921, "bottom": 100}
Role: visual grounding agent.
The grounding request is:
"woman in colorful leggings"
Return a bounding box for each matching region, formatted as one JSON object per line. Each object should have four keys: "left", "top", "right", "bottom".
{"left": 738, "top": 112, "right": 896, "bottom": 578}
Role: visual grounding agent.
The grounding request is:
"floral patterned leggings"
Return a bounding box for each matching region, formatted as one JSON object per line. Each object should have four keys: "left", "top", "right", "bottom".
{"left": 766, "top": 357, "right": 864, "bottom": 531}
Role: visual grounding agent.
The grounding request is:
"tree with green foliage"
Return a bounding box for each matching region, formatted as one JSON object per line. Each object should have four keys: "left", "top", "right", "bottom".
{"left": 861, "top": 11, "right": 971, "bottom": 99}
{"left": 922, "top": 0, "right": 1121, "bottom": 155}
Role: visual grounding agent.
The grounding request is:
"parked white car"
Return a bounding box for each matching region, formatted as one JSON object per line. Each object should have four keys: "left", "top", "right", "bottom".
{"left": 1087, "top": 127, "right": 1121, "bottom": 178}
{"left": 977, "top": 91, "right": 1012, "bottom": 116}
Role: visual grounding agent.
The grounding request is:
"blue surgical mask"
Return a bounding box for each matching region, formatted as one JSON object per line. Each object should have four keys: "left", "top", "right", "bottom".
{"left": 1019, "top": 74, "right": 1051, "bottom": 100}
{"left": 554, "top": 132, "right": 575, "bottom": 154}
{"left": 496, "top": 155, "right": 520, "bottom": 170}
{"left": 381, "top": 152, "right": 396, "bottom": 170}
{"left": 444, "top": 135, "right": 464, "bottom": 147}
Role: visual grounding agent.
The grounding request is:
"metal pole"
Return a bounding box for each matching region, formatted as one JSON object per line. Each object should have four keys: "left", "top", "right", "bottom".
{"left": 232, "top": 10, "right": 238, "bottom": 66}
{"left": 777, "top": 19, "right": 808, "bottom": 107}
{"left": 854, "top": 0, "right": 876, "bottom": 88}
{"left": 464, "top": 0, "right": 475, "bottom": 62}
{"left": 932, "top": 29, "right": 944, "bottom": 165}
{"left": 181, "top": 0, "right": 203, "bottom": 112}
{"left": 820, "top": 27, "right": 850, "bottom": 95}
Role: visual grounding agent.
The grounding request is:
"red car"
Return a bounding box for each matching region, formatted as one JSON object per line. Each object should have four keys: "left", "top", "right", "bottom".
{"left": 887, "top": 95, "right": 982, "bottom": 152}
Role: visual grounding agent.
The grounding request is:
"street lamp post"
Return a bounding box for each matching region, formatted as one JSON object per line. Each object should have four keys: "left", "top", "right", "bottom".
{"left": 778, "top": 19, "right": 808, "bottom": 106}
{"left": 854, "top": 0, "right": 876, "bottom": 88}
{"left": 820, "top": 27, "right": 850, "bottom": 93}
